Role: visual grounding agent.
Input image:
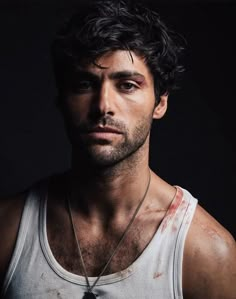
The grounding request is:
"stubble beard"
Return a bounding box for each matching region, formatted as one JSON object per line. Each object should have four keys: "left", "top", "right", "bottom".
{"left": 68, "top": 114, "right": 153, "bottom": 169}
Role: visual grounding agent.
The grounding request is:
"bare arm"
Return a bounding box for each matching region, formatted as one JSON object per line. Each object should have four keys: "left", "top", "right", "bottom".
{"left": 0, "top": 193, "right": 26, "bottom": 288}
{"left": 183, "top": 205, "right": 236, "bottom": 299}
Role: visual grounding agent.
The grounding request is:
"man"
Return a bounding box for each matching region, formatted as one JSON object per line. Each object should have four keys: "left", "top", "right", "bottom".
{"left": 0, "top": 0, "right": 235, "bottom": 298}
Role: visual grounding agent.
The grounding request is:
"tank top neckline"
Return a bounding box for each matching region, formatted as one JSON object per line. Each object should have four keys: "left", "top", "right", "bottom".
{"left": 39, "top": 185, "right": 183, "bottom": 286}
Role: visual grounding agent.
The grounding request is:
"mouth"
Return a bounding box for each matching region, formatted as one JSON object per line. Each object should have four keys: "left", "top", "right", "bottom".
{"left": 81, "top": 126, "right": 123, "bottom": 140}
{"left": 87, "top": 126, "right": 122, "bottom": 134}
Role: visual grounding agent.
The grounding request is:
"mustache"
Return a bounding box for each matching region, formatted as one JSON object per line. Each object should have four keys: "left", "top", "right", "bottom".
{"left": 76, "top": 116, "right": 127, "bottom": 133}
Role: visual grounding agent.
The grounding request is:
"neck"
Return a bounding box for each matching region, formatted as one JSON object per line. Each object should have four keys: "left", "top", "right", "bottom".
{"left": 67, "top": 143, "right": 151, "bottom": 222}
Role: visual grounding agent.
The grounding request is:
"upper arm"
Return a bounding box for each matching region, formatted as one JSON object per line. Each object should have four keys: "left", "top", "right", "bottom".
{"left": 183, "top": 205, "right": 236, "bottom": 299}
{"left": 0, "top": 194, "right": 26, "bottom": 288}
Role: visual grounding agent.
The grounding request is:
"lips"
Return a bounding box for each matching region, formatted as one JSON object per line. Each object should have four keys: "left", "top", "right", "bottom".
{"left": 86, "top": 126, "right": 122, "bottom": 134}
{"left": 81, "top": 126, "right": 123, "bottom": 140}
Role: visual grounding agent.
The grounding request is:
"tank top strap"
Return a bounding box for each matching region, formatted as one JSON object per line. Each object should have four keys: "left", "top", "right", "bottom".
{"left": 173, "top": 187, "right": 198, "bottom": 298}
{"left": 156, "top": 186, "right": 198, "bottom": 299}
{"left": 1, "top": 181, "right": 48, "bottom": 296}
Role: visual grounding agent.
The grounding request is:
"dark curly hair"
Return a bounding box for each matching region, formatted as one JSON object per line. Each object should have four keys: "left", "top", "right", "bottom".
{"left": 51, "top": 0, "right": 184, "bottom": 103}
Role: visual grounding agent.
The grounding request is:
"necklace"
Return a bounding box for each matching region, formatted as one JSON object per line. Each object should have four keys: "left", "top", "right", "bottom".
{"left": 67, "top": 170, "right": 151, "bottom": 299}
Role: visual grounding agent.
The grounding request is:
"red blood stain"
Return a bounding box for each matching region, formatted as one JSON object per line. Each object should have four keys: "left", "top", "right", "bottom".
{"left": 161, "top": 187, "right": 184, "bottom": 232}
{"left": 170, "top": 199, "right": 189, "bottom": 233}
{"left": 171, "top": 224, "right": 178, "bottom": 233}
{"left": 153, "top": 272, "right": 163, "bottom": 279}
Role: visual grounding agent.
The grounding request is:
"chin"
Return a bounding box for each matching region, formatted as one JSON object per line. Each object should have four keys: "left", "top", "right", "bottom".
{"left": 86, "top": 147, "right": 125, "bottom": 167}
{"left": 71, "top": 132, "right": 149, "bottom": 168}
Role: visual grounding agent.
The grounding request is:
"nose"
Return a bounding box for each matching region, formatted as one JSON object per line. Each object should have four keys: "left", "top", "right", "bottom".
{"left": 91, "top": 81, "right": 115, "bottom": 118}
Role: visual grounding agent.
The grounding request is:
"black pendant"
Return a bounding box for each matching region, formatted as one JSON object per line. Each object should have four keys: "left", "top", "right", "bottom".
{"left": 83, "top": 291, "right": 97, "bottom": 299}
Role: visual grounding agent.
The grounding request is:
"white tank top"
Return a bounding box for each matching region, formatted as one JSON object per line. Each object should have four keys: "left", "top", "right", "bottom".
{"left": 1, "top": 182, "right": 197, "bottom": 299}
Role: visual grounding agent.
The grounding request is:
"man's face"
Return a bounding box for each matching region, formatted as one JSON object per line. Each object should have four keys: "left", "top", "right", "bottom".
{"left": 63, "top": 50, "right": 167, "bottom": 167}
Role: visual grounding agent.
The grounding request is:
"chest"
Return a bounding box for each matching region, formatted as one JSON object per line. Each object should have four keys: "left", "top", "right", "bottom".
{"left": 46, "top": 182, "right": 168, "bottom": 277}
{"left": 46, "top": 209, "right": 163, "bottom": 277}
{"left": 48, "top": 221, "right": 154, "bottom": 277}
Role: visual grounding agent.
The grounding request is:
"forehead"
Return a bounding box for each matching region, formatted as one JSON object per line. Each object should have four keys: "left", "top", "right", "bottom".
{"left": 82, "top": 50, "right": 153, "bottom": 80}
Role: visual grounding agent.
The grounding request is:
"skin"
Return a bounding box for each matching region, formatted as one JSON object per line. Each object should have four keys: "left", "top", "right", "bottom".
{"left": 0, "top": 50, "right": 236, "bottom": 298}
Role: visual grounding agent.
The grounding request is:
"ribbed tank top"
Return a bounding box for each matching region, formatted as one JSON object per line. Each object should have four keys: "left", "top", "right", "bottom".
{"left": 1, "top": 183, "right": 197, "bottom": 299}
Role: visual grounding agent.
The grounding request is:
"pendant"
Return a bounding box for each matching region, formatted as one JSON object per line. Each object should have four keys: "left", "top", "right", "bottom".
{"left": 83, "top": 291, "right": 97, "bottom": 299}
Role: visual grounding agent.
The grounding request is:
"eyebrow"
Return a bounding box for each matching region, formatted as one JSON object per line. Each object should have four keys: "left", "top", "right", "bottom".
{"left": 75, "top": 70, "right": 145, "bottom": 81}
{"left": 108, "top": 71, "right": 145, "bottom": 80}
{"left": 74, "top": 71, "right": 99, "bottom": 81}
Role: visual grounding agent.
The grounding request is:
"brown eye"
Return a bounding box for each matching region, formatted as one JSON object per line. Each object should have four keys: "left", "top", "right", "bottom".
{"left": 71, "top": 80, "right": 95, "bottom": 94}
{"left": 119, "top": 82, "right": 138, "bottom": 91}
{"left": 77, "top": 80, "right": 92, "bottom": 90}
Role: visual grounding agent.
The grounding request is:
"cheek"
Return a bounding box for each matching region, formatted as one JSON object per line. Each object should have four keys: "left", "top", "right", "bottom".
{"left": 125, "top": 98, "right": 155, "bottom": 127}
{"left": 64, "top": 96, "right": 91, "bottom": 121}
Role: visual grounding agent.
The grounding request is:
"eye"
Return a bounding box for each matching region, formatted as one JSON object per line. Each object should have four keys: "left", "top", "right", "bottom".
{"left": 69, "top": 79, "right": 97, "bottom": 95}
{"left": 119, "top": 81, "right": 138, "bottom": 92}
{"left": 76, "top": 80, "right": 93, "bottom": 91}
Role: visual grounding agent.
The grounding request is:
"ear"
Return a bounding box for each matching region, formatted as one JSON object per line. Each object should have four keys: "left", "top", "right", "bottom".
{"left": 153, "top": 93, "right": 168, "bottom": 119}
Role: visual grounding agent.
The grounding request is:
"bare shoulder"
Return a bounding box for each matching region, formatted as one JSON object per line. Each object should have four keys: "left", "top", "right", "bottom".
{"left": 0, "top": 192, "right": 27, "bottom": 287}
{"left": 183, "top": 204, "right": 236, "bottom": 299}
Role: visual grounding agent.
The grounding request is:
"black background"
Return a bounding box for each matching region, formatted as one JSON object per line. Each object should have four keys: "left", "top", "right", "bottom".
{"left": 0, "top": 0, "right": 235, "bottom": 237}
